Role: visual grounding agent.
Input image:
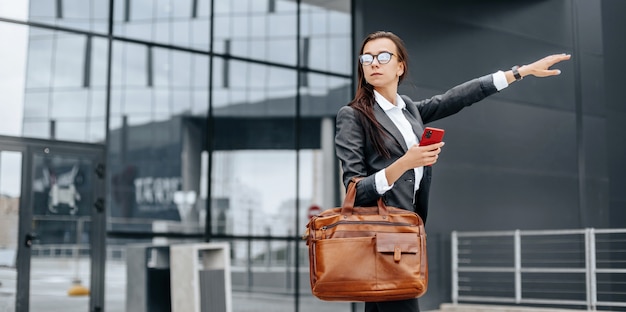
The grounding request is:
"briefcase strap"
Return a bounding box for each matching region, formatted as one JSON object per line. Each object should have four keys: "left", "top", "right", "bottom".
{"left": 341, "top": 177, "right": 389, "bottom": 216}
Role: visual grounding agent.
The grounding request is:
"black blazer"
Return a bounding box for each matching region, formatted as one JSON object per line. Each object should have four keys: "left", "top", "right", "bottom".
{"left": 335, "top": 74, "right": 499, "bottom": 223}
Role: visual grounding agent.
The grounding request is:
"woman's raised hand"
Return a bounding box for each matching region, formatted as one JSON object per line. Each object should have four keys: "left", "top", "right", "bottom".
{"left": 521, "top": 53, "right": 572, "bottom": 78}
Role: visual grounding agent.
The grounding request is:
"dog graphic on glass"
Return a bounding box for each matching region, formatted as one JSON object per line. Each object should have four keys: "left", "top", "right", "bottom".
{"left": 47, "top": 164, "right": 82, "bottom": 215}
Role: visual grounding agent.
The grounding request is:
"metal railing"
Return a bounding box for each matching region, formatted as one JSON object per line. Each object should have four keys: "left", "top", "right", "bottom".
{"left": 452, "top": 228, "right": 626, "bottom": 311}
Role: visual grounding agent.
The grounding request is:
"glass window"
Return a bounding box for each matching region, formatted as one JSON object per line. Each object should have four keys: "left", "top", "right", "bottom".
{"left": 122, "top": 23, "right": 152, "bottom": 42}
{"left": 89, "top": 90, "right": 107, "bottom": 142}
{"left": 21, "top": 28, "right": 108, "bottom": 143}
{"left": 130, "top": 0, "right": 155, "bottom": 21}
{"left": 172, "top": 21, "right": 191, "bottom": 47}
{"left": 25, "top": 0, "right": 109, "bottom": 34}
{"left": 1, "top": 1, "right": 355, "bottom": 310}
{"left": 55, "top": 120, "right": 89, "bottom": 141}
{"left": 25, "top": 34, "right": 55, "bottom": 89}
{"left": 0, "top": 22, "right": 29, "bottom": 137}
{"left": 190, "top": 19, "right": 210, "bottom": 50}
{"left": 154, "top": 90, "right": 171, "bottom": 117}
{"left": 192, "top": 90, "right": 208, "bottom": 116}
{"left": 300, "top": 1, "right": 351, "bottom": 75}
{"left": 52, "top": 35, "right": 87, "bottom": 88}
{"left": 172, "top": 90, "right": 192, "bottom": 115}
{"left": 21, "top": 120, "right": 50, "bottom": 139}
{"left": 249, "top": 15, "right": 267, "bottom": 38}
{"left": 62, "top": 0, "right": 90, "bottom": 19}
{"left": 109, "top": 41, "right": 208, "bottom": 233}
{"left": 196, "top": 0, "right": 211, "bottom": 18}
{"left": 123, "top": 89, "right": 153, "bottom": 115}
{"left": 213, "top": 0, "right": 297, "bottom": 66}
{"left": 23, "top": 92, "right": 50, "bottom": 120}
{"left": 0, "top": 2, "right": 29, "bottom": 20}
{"left": 114, "top": 0, "right": 211, "bottom": 51}
{"left": 28, "top": 0, "right": 55, "bottom": 20}
{"left": 211, "top": 59, "right": 297, "bottom": 110}
{"left": 91, "top": 37, "right": 110, "bottom": 88}
{"left": 211, "top": 151, "right": 297, "bottom": 236}
{"left": 52, "top": 90, "right": 89, "bottom": 119}
{"left": 114, "top": 43, "right": 148, "bottom": 88}
{"left": 171, "top": 50, "right": 193, "bottom": 87}
{"left": 211, "top": 58, "right": 299, "bottom": 236}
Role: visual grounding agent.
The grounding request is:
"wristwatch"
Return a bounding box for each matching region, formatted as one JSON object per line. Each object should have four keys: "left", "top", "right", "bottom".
{"left": 511, "top": 65, "right": 523, "bottom": 81}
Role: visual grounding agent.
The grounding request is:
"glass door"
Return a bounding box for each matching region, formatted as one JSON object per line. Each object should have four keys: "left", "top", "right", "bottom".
{"left": 23, "top": 144, "right": 106, "bottom": 312}
{"left": 0, "top": 136, "right": 105, "bottom": 312}
{"left": 0, "top": 150, "right": 23, "bottom": 312}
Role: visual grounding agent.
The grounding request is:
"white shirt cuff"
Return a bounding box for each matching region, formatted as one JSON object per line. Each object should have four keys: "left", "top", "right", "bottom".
{"left": 375, "top": 169, "right": 393, "bottom": 195}
{"left": 492, "top": 70, "right": 509, "bottom": 91}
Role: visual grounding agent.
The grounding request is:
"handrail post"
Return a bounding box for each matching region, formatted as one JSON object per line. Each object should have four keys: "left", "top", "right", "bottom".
{"left": 586, "top": 228, "right": 597, "bottom": 311}
{"left": 514, "top": 229, "right": 521, "bottom": 304}
{"left": 451, "top": 231, "right": 458, "bottom": 304}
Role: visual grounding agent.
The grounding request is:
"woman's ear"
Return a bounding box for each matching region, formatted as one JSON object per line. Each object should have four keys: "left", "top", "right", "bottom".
{"left": 397, "top": 62, "right": 405, "bottom": 77}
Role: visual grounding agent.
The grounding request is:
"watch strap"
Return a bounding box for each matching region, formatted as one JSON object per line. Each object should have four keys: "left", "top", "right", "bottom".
{"left": 511, "top": 65, "right": 522, "bottom": 81}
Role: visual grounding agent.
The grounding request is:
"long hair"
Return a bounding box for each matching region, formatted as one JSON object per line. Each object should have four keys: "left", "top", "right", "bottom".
{"left": 349, "top": 31, "right": 409, "bottom": 159}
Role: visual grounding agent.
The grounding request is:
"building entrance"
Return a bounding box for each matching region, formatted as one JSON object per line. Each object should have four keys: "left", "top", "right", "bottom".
{"left": 0, "top": 135, "right": 105, "bottom": 312}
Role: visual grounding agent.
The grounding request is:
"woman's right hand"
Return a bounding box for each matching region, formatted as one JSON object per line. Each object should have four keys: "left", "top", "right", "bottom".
{"left": 402, "top": 142, "right": 445, "bottom": 169}
{"left": 383, "top": 141, "right": 445, "bottom": 186}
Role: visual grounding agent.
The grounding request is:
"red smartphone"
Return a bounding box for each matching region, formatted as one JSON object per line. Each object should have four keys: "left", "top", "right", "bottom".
{"left": 419, "top": 127, "right": 445, "bottom": 146}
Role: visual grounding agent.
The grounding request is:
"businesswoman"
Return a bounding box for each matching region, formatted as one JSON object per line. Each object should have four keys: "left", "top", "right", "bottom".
{"left": 334, "top": 31, "right": 571, "bottom": 312}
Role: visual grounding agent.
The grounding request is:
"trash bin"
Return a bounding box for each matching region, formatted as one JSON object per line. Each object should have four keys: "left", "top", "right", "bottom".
{"left": 126, "top": 244, "right": 171, "bottom": 312}
{"left": 170, "top": 242, "right": 231, "bottom": 312}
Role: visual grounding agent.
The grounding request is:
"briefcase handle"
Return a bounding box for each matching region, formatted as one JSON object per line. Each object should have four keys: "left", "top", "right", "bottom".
{"left": 341, "top": 177, "right": 389, "bottom": 216}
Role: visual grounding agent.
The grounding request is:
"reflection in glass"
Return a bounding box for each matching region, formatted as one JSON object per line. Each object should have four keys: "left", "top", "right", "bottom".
{"left": 0, "top": 151, "right": 22, "bottom": 312}
{"left": 2, "top": 0, "right": 353, "bottom": 310}
{"left": 0, "top": 2, "right": 29, "bottom": 21}
{"left": 109, "top": 42, "right": 209, "bottom": 235}
{"left": 212, "top": 59, "right": 298, "bottom": 109}
{"left": 300, "top": 1, "right": 351, "bottom": 74}
{"left": 211, "top": 151, "right": 301, "bottom": 237}
{"left": 25, "top": 0, "right": 109, "bottom": 33}
{"left": 0, "top": 22, "right": 29, "bottom": 137}
{"left": 28, "top": 153, "right": 93, "bottom": 311}
{"left": 216, "top": 238, "right": 348, "bottom": 310}
{"left": 21, "top": 27, "right": 107, "bottom": 143}
{"left": 113, "top": 0, "right": 211, "bottom": 51}
{"left": 213, "top": 0, "right": 297, "bottom": 65}
{"left": 25, "top": 34, "right": 54, "bottom": 89}
{"left": 52, "top": 36, "right": 87, "bottom": 88}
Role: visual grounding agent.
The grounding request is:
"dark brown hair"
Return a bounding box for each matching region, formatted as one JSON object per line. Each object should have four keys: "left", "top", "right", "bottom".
{"left": 349, "top": 31, "right": 409, "bottom": 158}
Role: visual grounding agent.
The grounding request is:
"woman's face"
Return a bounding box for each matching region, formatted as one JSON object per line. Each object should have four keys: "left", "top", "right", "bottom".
{"left": 361, "top": 38, "right": 404, "bottom": 89}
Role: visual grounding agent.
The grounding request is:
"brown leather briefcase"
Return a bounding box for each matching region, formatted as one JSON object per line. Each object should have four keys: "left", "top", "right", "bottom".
{"left": 304, "top": 178, "right": 428, "bottom": 302}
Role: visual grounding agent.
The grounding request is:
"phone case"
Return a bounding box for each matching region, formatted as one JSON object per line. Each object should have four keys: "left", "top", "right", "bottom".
{"left": 419, "top": 127, "right": 445, "bottom": 146}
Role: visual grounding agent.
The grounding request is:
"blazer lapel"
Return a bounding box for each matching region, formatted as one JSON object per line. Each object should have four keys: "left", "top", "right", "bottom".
{"left": 373, "top": 104, "right": 408, "bottom": 151}
{"left": 401, "top": 97, "right": 425, "bottom": 144}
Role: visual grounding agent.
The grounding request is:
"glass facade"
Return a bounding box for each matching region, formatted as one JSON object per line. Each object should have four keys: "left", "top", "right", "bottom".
{"left": 1, "top": 0, "right": 352, "bottom": 311}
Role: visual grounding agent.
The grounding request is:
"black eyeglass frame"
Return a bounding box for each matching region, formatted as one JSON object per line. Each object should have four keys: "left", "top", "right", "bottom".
{"left": 359, "top": 52, "right": 395, "bottom": 65}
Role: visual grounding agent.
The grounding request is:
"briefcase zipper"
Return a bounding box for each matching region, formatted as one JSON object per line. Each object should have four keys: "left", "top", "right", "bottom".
{"left": 321, "top": 220, "right": 416, "bottom": 230}
{"left": 319, "top": 221, "right": 417, "bottom": 239}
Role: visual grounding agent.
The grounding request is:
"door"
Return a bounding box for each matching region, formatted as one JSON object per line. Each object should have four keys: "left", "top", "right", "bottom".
{"left": 0, "top": 148, "right": 23, "bottom": 312}
{"left": 0, "top": 136, "right": 105, "bottom": 312}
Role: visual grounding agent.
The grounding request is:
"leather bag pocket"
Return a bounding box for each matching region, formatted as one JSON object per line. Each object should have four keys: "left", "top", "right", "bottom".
{"left": 376, "top": 232, "right": 420, "bottom": 262}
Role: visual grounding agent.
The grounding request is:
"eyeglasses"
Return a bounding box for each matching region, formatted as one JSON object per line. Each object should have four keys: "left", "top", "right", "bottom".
{"left": 359, "top": 52, "right": 394, "bottom": 65}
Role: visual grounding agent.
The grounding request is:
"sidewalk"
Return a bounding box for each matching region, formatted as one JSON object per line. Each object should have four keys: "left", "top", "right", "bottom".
{"left": 437, "top": 303, "right": 587, "bottom": 312}
{"left": 2, "top": 261, "right": 589, "bottom": 312}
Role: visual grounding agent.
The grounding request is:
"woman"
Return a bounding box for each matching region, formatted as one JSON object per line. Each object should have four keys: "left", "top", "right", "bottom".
{"left": 334, "top": 31, "right": 571, "bottom": 312}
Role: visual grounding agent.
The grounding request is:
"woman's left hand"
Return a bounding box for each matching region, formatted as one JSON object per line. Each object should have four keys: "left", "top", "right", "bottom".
{"left": 520, "top": 53, "right": 572, "bottom": 78}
